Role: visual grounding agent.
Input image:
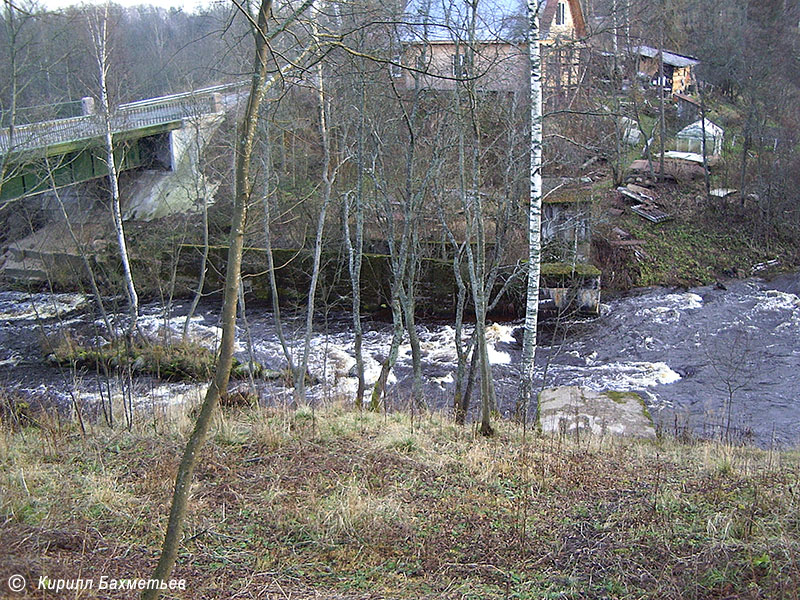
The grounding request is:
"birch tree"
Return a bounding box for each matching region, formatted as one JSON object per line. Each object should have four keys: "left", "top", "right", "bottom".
{"left": 517, "top": 0, "right": 543, "bottom": 420}
{"left": 89, "top": 4, "right": 138, "bottom": 338}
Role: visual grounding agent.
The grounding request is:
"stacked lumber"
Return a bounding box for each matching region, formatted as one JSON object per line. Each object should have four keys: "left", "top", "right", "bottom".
{"left": 616, "top": 184, "right": 673, "bottom": 223}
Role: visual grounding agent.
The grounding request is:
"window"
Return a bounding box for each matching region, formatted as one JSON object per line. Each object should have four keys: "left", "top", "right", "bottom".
{"left": 556, "top": 1, "right": 566, "bottom": 26}
{"left": 390, "top": 54, "right": 403, "bottom": 78}
{"left": 452, "top": 53, "right": 469, "bottom": 77}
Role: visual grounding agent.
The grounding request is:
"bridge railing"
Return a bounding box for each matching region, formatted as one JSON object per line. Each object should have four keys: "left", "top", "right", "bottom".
{"left": 0, "top": 89, "right": 227, "bottom": 156}
{"left": 113, "top": 93, "right": 221, "bottom": 131}
{"left": 0, "top": 115, "right": 98, "bottom": 155}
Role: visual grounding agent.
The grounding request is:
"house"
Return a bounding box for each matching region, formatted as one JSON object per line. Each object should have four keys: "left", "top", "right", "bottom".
{"left": 634, "top": 46, "right": 699, "bottom": 95}
{"left": 397, "top": 0, "right": 587, "bottom": 96}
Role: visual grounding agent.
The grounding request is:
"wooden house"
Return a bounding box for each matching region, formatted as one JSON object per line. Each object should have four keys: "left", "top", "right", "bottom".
{"left": 634, "top": 46, "right": 699, "bottom": 95}
{"left": 397, "top": 0, "right": 587, "bottom": 97}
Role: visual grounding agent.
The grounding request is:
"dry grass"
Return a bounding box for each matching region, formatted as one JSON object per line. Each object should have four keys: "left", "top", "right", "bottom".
{"left": 1, "top": 401, "right": 799, "bottom": 599}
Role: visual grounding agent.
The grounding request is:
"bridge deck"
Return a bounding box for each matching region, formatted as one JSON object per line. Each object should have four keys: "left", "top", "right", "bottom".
{"left": 0, "top": 85, "right": 233, "bottom": 157}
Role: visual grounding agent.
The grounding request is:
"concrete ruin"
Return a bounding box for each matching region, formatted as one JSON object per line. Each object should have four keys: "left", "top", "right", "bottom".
{"left": 538, "top": 386, "right": 655, "bottom": 438}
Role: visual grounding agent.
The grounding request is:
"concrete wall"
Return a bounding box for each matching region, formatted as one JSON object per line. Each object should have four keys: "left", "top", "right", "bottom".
{"left": 121, "top": 113, "right": 223, "bottom": 221}
{"left": 178, "top": 245, "right": 601, "bottom": 317}
{"left": 401, "top": 42, "right": 528, "bottom": 92}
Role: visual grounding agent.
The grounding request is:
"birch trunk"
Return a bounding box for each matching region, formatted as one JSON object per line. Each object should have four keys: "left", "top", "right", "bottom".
{"left": 91, "top": 6, "right": 138, "bottom": 338}
{"left": 517, "top": 0, "right": 544, "bottom": 421}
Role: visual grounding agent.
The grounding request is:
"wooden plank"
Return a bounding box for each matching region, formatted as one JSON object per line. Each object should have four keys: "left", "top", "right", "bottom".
{"left": 618, "top": 187, "right": 645, "bottom": 203}
{"left": 610, "top": 239, "right": 647, "bottom": 246}
{"left": 631, "top": 204, "right": 672, "bottom": 223}
{"left": 626, "top": 183, "right": 657, "bottom": 200}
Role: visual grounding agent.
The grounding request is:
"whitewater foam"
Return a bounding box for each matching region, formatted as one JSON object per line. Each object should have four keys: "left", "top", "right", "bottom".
{"left": 554, "top": 360, "right": 681, "bottom": 391}
{"left": 0, "top": 292, "right": 88, "bottom": 321}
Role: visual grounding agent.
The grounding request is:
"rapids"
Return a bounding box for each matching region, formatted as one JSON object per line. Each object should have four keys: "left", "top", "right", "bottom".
{"left": 1, "top": 271, "right": 798, "bottom": 447}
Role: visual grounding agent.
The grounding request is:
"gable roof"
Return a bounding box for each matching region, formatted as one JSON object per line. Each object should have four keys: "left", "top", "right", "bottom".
{"left": 677, "top": 119, "right": 723, "bottom": 139}
{"left": 635, "top": 46, "right": 700, "bottom": 68}
{"left": 540, "top": 0, "right": 587, "bottom": 39}
{"left": 400, "top": 0, "right": 586, "bottom": 43}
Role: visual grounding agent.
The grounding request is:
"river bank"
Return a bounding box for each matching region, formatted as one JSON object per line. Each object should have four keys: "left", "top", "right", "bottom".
{"left": 593, "top": 182, "right": 800, "bottom": 291}
{"left": 1, "top": 403, "right": 798, "bottom": 599}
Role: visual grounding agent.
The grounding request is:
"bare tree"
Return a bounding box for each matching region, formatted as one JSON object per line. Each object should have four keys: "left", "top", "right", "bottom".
{"left": 293, "top": 0, "right": 341, "bottom": 404}
{"left": 142, "top": 0, "right": 314, "bottom": 594}
{"left": 342, "top": 78, "right": 366, "bottom": 407}
{"left": 88, "top": 4, "right": 138, "bottom": 338}
{"left": 706, "top": 328, "right": 760, "bottom": 443}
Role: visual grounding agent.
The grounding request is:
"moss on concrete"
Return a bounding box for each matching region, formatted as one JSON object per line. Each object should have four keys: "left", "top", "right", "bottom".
{"left": 541, "top": 262, "right": 602, "bottom": 278}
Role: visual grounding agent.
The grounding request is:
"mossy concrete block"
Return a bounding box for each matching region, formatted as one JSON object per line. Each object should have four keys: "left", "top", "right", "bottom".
{"left": 537, "top": 386, "right": 655, "bottom": 439}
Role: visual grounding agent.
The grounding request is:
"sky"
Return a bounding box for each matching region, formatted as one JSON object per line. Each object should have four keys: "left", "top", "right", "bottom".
{"left": 39, "top": 0, "right": 217, "bottom": 12}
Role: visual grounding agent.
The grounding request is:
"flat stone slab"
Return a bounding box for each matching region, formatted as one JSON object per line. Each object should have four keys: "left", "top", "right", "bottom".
{"left": 538, "top": 386, "right": 655, "bottom": 439}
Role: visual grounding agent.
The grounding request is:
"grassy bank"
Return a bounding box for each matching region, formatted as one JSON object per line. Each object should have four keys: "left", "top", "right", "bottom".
{"left": 594, "top": 184, "right": 800, "bottom": 290}
{"left": 1, "top": 402, "right": 799, "bottom": 599}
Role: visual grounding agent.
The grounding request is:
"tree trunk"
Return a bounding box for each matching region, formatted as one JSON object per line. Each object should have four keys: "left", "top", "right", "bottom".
{"left": 295, "top": 2, "right": 333, "bottom": 403}
{"left": 91, "top": 6, "right": 138, "bottom": 338}
{"left": 261, "top": 121, "right": 296, "bottom": 379}
{"left": 343, "top": 80, "right": 366, "bottom": 409}
{"left": 658, "top": 45, "right": 666, "bottom": 184}
{"left": 517, "top": 0, "right": 544, "bottom": 422}
{"left": 183, "top": 118, "right": 211, "bottom": 342}
{"left": 142, "top": 1, "right": 280, "bottom": 595}
{"left": 369, "top": 298, "right": 403, "bottom": 411}
{"left": 700, "top": 86, "right": 711, "bottom": 200}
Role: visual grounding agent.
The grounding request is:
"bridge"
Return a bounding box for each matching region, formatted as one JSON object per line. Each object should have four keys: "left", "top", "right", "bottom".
{"left": 0, "top": 82, "right": 245, "bottom": 203}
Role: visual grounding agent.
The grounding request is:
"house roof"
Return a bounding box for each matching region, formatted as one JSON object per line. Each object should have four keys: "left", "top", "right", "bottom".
{"left": 540, "top": 0, "right": 586, "bottom": 39}
{"left": 635, "top": 46, "right": 699, "bottom": 68}
{"left": 400, "top": 0, "right": 586, "bottom": 43}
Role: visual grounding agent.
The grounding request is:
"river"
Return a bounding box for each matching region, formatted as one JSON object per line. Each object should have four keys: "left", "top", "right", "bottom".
{"left": 1, "top": 270, "right": 798, "bottom": 447}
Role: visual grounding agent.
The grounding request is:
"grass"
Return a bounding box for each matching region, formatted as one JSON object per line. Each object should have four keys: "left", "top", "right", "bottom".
{"left": 596, "top": 184, "right": 799, "bottom": 289}
{"left": 43, "top": 333, "right": 257, "bottom": 383}
{"left": 1, "top": 401, "right": 799, "bottom": 599}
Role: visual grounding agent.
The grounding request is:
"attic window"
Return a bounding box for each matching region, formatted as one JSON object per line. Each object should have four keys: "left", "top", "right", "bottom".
{"left": 556, "top": 2, "right": 566, "bottom": 26}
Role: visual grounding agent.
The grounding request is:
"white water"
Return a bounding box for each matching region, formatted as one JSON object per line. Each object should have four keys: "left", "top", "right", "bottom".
{"left": 1, "top": 272, "right": 799, "bottom": 446}
{"left": 0, "top": 292, "right": 88, "bottom": 321}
